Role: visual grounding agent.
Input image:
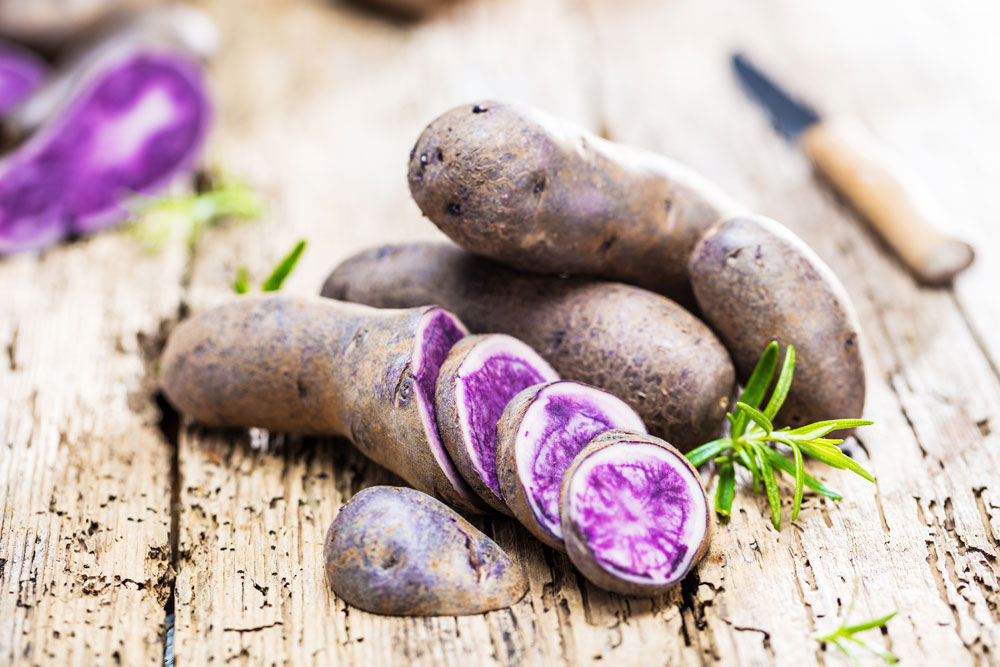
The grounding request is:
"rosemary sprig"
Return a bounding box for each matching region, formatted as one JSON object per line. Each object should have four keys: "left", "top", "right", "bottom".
{"left": 813, "top": 584, "right": 898, "bottom": 664}
{"left": 233, "top": 239, "right": 308, "bottom": 294}
{"left": 686, "top": 341, "right": 874, "bottom": 529}
{"left": 127, "top": 175, "right": 264, "bottom": 252}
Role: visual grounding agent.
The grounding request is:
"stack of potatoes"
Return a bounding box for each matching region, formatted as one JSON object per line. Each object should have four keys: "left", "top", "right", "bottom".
{"left": 161, "top": 100, "right": 865, "bottom": 616}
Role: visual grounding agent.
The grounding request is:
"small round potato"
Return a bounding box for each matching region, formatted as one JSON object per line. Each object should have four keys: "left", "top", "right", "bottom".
{"left": 689, "top": 215, "right": 865, "bottom": 426}
{"left": 324, "top": 486, "right": 528, "bottom": 616}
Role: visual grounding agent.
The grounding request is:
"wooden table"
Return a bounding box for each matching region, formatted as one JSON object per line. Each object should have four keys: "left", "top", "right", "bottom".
{"left": 3, "top": 0, "right": 999, "bottom": 664}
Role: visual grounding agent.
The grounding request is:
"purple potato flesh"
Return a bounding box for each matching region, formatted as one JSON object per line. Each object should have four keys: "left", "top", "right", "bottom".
{"left": 435, "top": 334, "right": 559, "bottom": 513}
{"left": 0, "top": 41, "right": 46, "bottom": 114}
{"left": 561, "top": 431, "right": 710, "bottom": 596}
{"left": 324, "top": 486, "right": 528, "bottom": 616}
{"left": 496, "top": 381, "right": 645, "bottom": 550}
{"left": 0, "top": 49, "right": 210, "bottom": 253}
{"left": 6, "top": 5, "right": 219, "bottom": 141}
{"left": 161, "top": 295, "right": 487, "bottom": 513}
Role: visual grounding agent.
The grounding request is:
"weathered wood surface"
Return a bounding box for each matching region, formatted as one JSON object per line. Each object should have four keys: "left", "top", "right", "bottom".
{"left": 2, "top": 0, "right": 999, "bottom": 664}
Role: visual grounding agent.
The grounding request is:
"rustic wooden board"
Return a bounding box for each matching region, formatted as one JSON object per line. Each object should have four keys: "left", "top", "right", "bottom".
{"left": 0, "top": 236, "right": 187, "bottom": 664}
{"left": 2, "top": 0, "right": 999, "bottom": 664}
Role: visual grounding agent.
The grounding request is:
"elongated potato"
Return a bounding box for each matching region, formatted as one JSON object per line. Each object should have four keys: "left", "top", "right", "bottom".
{"left": 161, "top": 294, "right": 487, "bottom": 513}
{"left": 407, "top": 100, "right": 742, "bottom": 294}
{"left": 324, "top": 486, "right": 527, "bottom": 616}
{"left": 322, "top": 242, "right": 735, "bottom": 450}
{"left": 560, "top": 430, "right": 711, "bottom": 596}
{"left": 690, "top": 215, "right": 865, "bottom": 425}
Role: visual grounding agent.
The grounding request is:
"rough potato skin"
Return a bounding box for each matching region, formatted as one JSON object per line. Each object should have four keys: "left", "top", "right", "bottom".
{"left": 559, "top": 430, "right": 711, "bottom": 597}
{"left": 324, "top": 486, "right": 528, "bottom": 616}
{"left": 322, "top": 242, "right": 735, "bottom": 450}
{"left": 407, "top": 100, "right": 742, "bottom": 294}
{"left": 160, "top": 294, "right": 487, "bottom": 513}
{"left": 495, "top": 383, "right": 562, "bottom": 550}
{"left": 689, "top": 215, "right": 865, "bottom": 427}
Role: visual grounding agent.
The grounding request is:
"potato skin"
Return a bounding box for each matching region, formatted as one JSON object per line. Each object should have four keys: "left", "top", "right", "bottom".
{"left": 407, "top": 100, "right": 741, "bottom": 294}
{"left": 324, "top": 486, "right": 528, "bottom": 616}
{"left": 323, "top": 242, "right": 735, "bottom": 450}
{"left": 560, "top": 431, "right": 711, "bottom": 597}
{"left": 160, "top": 294, "right": 487, "bottom": 513}
{"left": 689, "top": 215, "right": 865, "bottom": 426}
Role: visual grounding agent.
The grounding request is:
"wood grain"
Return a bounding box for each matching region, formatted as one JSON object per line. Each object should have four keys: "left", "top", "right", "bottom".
{"left": 0, "top": 234, "right": 186, "bottom": 664}
{"left": 2, "top": 0, "right": 998, "bottom": 665}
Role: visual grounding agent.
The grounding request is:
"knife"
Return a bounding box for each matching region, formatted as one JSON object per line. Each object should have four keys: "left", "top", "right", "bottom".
{"left": 732, "top": 52, "right": 974, "bottom": 286}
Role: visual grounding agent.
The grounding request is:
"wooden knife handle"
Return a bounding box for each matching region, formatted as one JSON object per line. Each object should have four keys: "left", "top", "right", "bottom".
{"left": 801, "top": 120, "right": 974, "bottom": 285}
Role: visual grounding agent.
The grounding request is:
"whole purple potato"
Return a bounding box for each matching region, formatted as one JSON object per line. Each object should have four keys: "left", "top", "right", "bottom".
{"left": 322, "top": 242, "right": 735, "bottom": 451}
{"left": 407, "top": 100, "right": 742, "bottom": 295}
{"left": 496, "top": 381, "right": 645, "bottom": 550}
{"left": 434, "top": 334, "right": 559, "bottom": 514}
{"left": 690, "top": 215, "right": 865, "bottom": 426}
{"left": 324, "top": 486, "right": 528, "bottom": 616}
{"left": 561, "top": 430, "right": 711, "bottom": 596}
{"left": 160, "top": 294, "right": 487, "bottom": 514}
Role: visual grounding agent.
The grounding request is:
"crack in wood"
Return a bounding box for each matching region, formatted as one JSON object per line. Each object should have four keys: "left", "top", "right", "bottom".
{"left": 222, "top": 621, "right": 283, "bottom": 633}
{"left": 6, "top": 324, "right": 17, "bottom": 371}
{"left": 973, "top": 488, "right": 999, "bottom": 550}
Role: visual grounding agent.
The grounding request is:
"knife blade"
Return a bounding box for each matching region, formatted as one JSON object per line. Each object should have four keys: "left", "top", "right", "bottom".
{"left": 732, "top": 52, "right": 974, "bottom": 286}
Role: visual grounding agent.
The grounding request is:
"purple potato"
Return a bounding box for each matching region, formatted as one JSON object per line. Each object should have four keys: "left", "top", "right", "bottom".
{"left": 0, "top": 41, "right": 46, "bottom": 115}
{"left": 324, "top": 486, "right": 528, "bottom": 616}
{"left": 5, "top": 4, "right": 219, "bottom": 142}
{"left": 561, "top": 430, "right": 711, "bottom": 596}
{"left": 322, "top": 242, "right": 735, "bottom": 450}
{"left": 0, "top": 48, "right": 211, "bottom": 253}
{"left": 496, "top": 381, "right": 645, "bottom": 550}
{"left": 689, "top": 215, "right": 865, "bottom": 427}
{"left": 161, "top": 294, "right": 488, "bottom": 514}
{"left": 435, "top": 334, "right": 559, "bottom": 514}
{"left": 407, "top": 100, "right": 741, "bottom": 295}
